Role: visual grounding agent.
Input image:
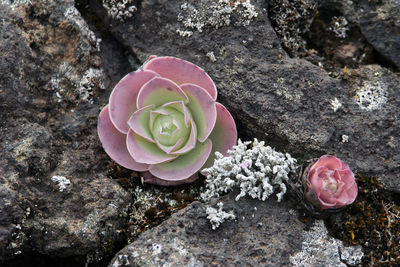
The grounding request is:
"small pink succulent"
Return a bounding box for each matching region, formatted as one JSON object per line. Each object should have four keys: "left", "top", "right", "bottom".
{"left": 304, "top": 155, "right": 358, "bottom": 210}
{"left": 98, "top": 56, "right": 237, "bottom": 185}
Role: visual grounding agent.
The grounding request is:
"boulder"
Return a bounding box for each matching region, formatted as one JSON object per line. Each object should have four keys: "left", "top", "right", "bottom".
{"left": 0, "top": 0, "right": 132, "bottom": 263}
{"left": 98, "top": 0, "right": 400, "bottom": 191}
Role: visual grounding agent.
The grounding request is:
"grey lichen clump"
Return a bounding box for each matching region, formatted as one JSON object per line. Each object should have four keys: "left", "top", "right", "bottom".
{"left": 201, "top": 139, "right": 297, "bottom": 202}
{"left": 103, "top": 0, "right": 137, "bottom": 22}
{"left": 51, "top": 175, "right": 71, "bottom": 192}
{"left": 355, "top": 80, "right": 388, "bottom": 111}
{"left": 329, "top": 16, "right": 349, "bottom": 39}
{"left": 176, "top": 0, "right": 258, "bottom": 37}
{"left": 201, "top": 139, "right": 297, "bottom": 229}
{"left": 49, "top": 62, "right": 106, "bottom": 104}
{"left": 269, "top": 0, "right": 317, "bottom": 56}
{"left": 205, "top": 202, "right": 235, "bottom": 230}
{"left": 290, "top": 220, "right": 364, "bottom": 266}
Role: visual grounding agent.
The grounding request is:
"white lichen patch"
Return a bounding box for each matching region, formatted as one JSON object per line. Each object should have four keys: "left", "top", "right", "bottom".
{"left": 331, "top": 97, "right": 342, "bottom": 112}
{"left": 49, "top": 62, "right": 105, "bottom": 104}
{"left": 175, "top": 29, "right": 193, "bottom": 37}
{"left": 177, "top": 0, "right": 258, "bottom": 37}
{"left": 340, "top": 246, "right": 365, "bottom": 266}
{"left": 14, "top": 136, "right": 34, "bottom": 162}
{"left": 387, "top": 136, "right": 397, "bottom": 149}
{"left": 64, "top": 6, "right": 102, "bottom": 52}
{"left": 290, "top": 220, "right": 363, "bottom": 266}
{"left": 201, "top": 139, "right": 297, "bottom": 202}
{"left": 206, "top": 51, "right": 217, "bottom": 62}
{"left": 329, "top": 16, "right": 349, "bottom": 39}
{"left": 51, "top": 175, "right": 71, "bottom": 192}
{"left": 354, "top": 80, "right": 388, "bottom": 111}
{"left": 341, "top": 135, "right": 349, "bottom": 143}
{"left": 79, "top": 68, "right": 106, "bottom": 101}
{"left": 111, "top": 255, "right": 130, "bottom": 267}
{"left": 151, "top": 243, "right": 162, "bottom": 255}
{"left": 201, "top": 139, "right": 297, "bottom": 229}
{"left": 103, "top": 0, "right": 137, "bottom": 22}
{"left": 206, "top": 202, "right": 235, "bottom": 230}
{"left": 0, "top": 0, "right": 32, "bottom": 10}
{"left": 132, "top": 186, "right": 158, "bottom": 208}
{"left": 274, "top": 77, "right": 303, "bottom": 102}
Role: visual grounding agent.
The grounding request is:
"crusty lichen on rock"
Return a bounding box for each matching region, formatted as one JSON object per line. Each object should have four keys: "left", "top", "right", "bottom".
{"left": 205, "top": 202, "right": 235, "bottom": 230}
{"left": 200, "top": 139, "right": 297, "bottom": 229}
{"left": 176, "top": 0, "right": 258, "bottom": 37}
{"left": 103, "top": 0, "right": 137, "bottom": 22}
{"left": 269, "top": 0, "right": 317, "bottom": 56}
{"left": 201, "top": 138, "right": 297, "bottom": 202}
{"left": 290, "top": 220, "right": 363, "bottom": 266}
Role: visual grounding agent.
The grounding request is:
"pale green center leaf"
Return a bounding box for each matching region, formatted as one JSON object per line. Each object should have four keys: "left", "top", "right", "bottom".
{"left": 151, "top": 107, "right": 190, "bottom": 147}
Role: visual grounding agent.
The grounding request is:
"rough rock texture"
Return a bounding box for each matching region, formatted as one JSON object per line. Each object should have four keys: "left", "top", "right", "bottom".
{"left": 97, "top": 0, "right": 400, "bottom": 191}
{"left": 1, "top": 0, "right": 399, "bottom": 265}
{"left": 320, "top": 0, "right": 400, "bottom": 70}
{"left": 0, "top": 0, "right": 133, "bottom": 263}
{"left": 109, "top": 193, "right": 361, "bottom": 266}
{"left": 109, "top": 194, "right": 304, "bottom": 266}
{"left": 290, "top": 220, "right": 363, "bottom": 266}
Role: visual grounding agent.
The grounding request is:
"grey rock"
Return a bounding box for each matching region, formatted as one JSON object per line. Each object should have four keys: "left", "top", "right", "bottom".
{"left": 269, "top": 0, "right": 318, "bottom": 56}
{"left": 109, "top": 193, "right": 362, "bottom": 267}
{"left": 290, "top": 220, "right": 363, "bottom": 266}
{"left": 358, "top": 0, "right": 400, "bottom": 69}
{"left": 319, "top": 0, "right": 400, "bottom": 69}
{"left": 109, "top": 194, "right": 306, "bottom": 267}
{"left": 0, "top": 0, "right": 133, "bottom": 262}
{"left": 1, "top": 0, "right": 399, "bottom": 264}
{"left": 99, "top": 0, "right": 399, "bottom": 191}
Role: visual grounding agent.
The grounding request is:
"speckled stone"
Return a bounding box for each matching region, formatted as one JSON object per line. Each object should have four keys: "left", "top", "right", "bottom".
{"left": 0, "top": 0, "right": 133, "bottom": 262}
{"left": 109, "top": 193, "right": 306, "bottom": 266}
{"left": 109, "top": 193, "right": 363, "bottom": 267}
{"left": 98, "top": 0, "right": 400, "bottom": 191}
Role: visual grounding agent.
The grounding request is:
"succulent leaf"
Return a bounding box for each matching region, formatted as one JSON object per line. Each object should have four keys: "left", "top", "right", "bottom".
{"left": 181, "top": 83, "right": 217, "bottom": 142}
{"left": 98, "top": 56, "right": 237, "bottom": 185}
{"left": 143, "top": 56, "right": 217, "bottom": 100}
{"left": 203, "top": 103, "right": 237, "bottom": 168}
{"left": 151, "top": 107, "right": 190, "bottom": 147}
{"left": 305, "top": 155, "right": 358, "bottom": 210}
{"left": 161, "top": 101, "right": 192, "bottom": 127}
{"left": 98, "top": 106, "right": 149, "bottom": 171}
{"left": 149, "top": 139, "right": 212, "bottom": 181}
{"left": 126, "top": 129, "right": 177, "bottom": 164}
{"left": 109, "top": 70, "right": 158, "bottom": 134}
{"left": 136, "top": 77, "right": 188, "bottom": 109}
{"left": 168, "top": 122, "right": 197, "bottom": 155}
{"left": 127, "top": 104, "right": 155, "bottom": 143}
{"left": 141, "top": 171, "right": 199, "bottom": 186}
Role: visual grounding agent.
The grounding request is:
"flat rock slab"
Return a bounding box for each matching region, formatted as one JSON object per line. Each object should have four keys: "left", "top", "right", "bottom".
{"left": 109, "top": 193, "right": 363, "bottom": 266}
{"left": 109, "top": 195, "right": 305, "bottom": 266}
{"left": 100, "top": 0, "right": 400, "bottom": 191}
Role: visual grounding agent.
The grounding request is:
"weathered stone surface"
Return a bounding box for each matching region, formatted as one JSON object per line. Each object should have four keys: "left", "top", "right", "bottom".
{"left": 99, "top": 0, "right": 399, "bottom": 191}
{"left": 109, "top": 193, "right": 362, "bottom": 267}
{"left": 1, "top": 0, "right": 399, "bottom": 265}
{"left": 290, "top": 220, "right": 363, "bottom": 266}
{"left": 109, "top": 194, "right": 305, "bottom": 266}
{"left": 319, "top": 0, "right": 400, "bottom": 70}
{"left": 0, "top": 0, "right": 133, "bottom": 263}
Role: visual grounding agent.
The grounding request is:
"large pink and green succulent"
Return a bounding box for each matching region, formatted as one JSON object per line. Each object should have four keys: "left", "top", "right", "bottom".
{"left": 98, "top": 56, "right": 237, "bottom": 185}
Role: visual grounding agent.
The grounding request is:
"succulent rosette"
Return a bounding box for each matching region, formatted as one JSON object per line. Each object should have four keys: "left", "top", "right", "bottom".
{"left": 304, "top": 155, "right": 358, "bottom": 210}
{"left": 98, "top": 56, "right": 237, "bottom": 185}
